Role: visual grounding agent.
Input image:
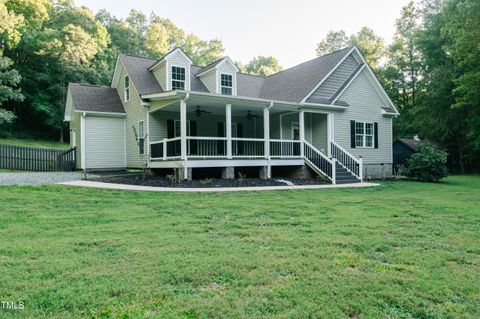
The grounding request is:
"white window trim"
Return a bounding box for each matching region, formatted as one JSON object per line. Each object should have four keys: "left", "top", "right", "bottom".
{"left": 171, "top": 65, "right": 186, "bottom": 91}
{"left": 124, "top": 75, "right": 130, "bottom": 102}
{"left": 220, "top": 73, "right": 233, "bottom": 95}
{"left": 355, "top": 122, "right": 374, "bottom": 148}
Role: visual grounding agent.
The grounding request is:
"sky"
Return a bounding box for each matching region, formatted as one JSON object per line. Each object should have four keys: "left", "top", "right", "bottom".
{"left": 76, "top": 0, "right": 411, "bottom": 68}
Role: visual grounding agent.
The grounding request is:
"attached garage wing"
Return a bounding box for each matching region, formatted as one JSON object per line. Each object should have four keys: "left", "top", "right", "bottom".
{"left": 83, "top": 116, "right": 126, "bottom": 169}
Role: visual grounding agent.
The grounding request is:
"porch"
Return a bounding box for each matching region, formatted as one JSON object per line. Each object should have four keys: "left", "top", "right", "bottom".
{"left": 144, "top": 94, "right": 361, "bottom": 183}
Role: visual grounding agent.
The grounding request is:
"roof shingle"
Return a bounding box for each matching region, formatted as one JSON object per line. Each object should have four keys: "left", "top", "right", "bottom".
{"left": 69, "top": 83, "right": 125, "bottom": 113}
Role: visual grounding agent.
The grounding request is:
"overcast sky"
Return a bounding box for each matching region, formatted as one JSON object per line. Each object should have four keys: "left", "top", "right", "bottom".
{"left": 76, "top": 0, "right": 411, "bottom": 68}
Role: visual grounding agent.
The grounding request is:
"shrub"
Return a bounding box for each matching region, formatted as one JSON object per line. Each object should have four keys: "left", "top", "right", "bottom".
{"left": 404, "top": 143, "right": 448, "bottom": 182}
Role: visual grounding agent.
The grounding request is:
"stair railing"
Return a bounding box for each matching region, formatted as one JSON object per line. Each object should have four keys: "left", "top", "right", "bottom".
{"left": 330, "top": 140, "right": 363, "bottom": 181}
{"left": 303, "top": 140, "right": 335, "bottom": 184}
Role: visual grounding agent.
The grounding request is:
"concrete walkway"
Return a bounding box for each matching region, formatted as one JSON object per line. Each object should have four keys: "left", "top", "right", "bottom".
{"left": 0, "top": 172, "right": 97, "bottom": 185}
{"left": 60, "top": 180, "right": 379, "bottom": 192}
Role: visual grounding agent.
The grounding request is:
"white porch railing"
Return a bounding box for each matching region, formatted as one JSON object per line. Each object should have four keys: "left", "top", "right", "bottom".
{"left": 231, "top": 138, "right": 265, "bottom": 158}
{"left": 186, "top": 136, "right": 227, "bottom": 158}
{"left": 150, "top": 137, "right": 182, "bottom": 160}
{"left": 269, "top": 139, "right": 302, "bottom": 158}
{"left": 330, "top": 140, "right": 363, "bottom": 181}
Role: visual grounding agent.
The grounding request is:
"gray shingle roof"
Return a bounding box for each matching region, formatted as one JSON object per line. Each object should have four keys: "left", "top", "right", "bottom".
{"left": 69, "top": 83, "right": 125, "bottom": 113}
{"left": 197, "top": 57, "right": 225, "bottom": 75}
{"left": 116, "top": 47, "right": 353, "bottom": 104}
{"left": 396, "top": 138, "right": 422, "bottom": 151}
{"left": 119, "top": 53, "right": 163, "bottom": 95}
{"left": 258, "top": 47, "right": 352, "bottom": 103}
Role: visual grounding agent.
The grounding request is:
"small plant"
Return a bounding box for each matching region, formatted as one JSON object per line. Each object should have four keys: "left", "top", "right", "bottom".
{"left": 404, "top": 143, "right": 448, "bottom": 182}
{"left": 393, "top": 164, "right": 405, "bottom": 180}
{"left": 237, "top": 172, "right": 246, "bottom": 183}
{"left": 200, "top": 177, "right": 213, "bottom": 185}
{"left": 316, "top": 174, "right": 331, "bottom": 184}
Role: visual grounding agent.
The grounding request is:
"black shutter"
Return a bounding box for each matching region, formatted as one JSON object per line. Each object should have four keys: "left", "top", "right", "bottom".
{"left": 350, "top": 120, "right": 356, "bottom": 148}
{"left": 374, "top": 122, "right": 379, "bottom": 148}
{"left": 237, "top": 123, "right": 243, "bottom": 155}
{"left": 190, "top": 120, "right": 197, "bottom": 155}
{"left": 217, "top": 122, "right": 224, "bottom": 155}
{"left": 166, "top": 119, "right": 175, "bottom": 156}
{"left": 139, "top": 138, "right": 144, "bottom": 154}
{"left": 167, "top": 119, "right": 174, "bottom": 138}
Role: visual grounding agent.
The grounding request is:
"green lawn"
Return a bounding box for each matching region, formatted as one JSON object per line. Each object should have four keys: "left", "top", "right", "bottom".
{"left": 0, "top": 138, "right": 69, "bottom": 149}
{"left": 0, "top": 176, "right": 479, "bottom": 318}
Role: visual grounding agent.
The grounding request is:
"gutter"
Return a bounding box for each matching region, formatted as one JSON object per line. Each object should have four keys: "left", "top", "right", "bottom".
{"left": 141, "top": 90, "right": 349, "bottom": 111}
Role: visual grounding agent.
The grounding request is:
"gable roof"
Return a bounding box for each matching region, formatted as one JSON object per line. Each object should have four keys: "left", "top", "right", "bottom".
{"left": 110, "top": 46, "right": 397, "bottom": 115}
{"left": 259, "top": 47, "right": 352, "bottom": 103}
{"left": 395, "top": 138, "right": 422, "bottom": 152}
{"left": 68, "top": 83, "right": 125, "bottom": 113}
{"left": 119, "top": 53, "right": 163, "bottom": 95}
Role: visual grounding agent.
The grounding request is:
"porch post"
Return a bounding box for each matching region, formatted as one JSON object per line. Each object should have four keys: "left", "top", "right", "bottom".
{"left": 264, "top": 106, "right": 271, "bottom": 178}
{"left": 180, "top": 99, "right": 187, "bottom": 180}
{"left": 327, "top": 113, "right": 334, "bottom": 156}
{"left": 299, "top": 110, "right": 305, "bottom": 158}
{"left": 180, "top": 99, "right": 187, "bottom": 160}
{"left": 263, "top": 107, "right": 270, "bottom": 160}
{"left": 226, "top": 104, "right": 232, "bottom": 159}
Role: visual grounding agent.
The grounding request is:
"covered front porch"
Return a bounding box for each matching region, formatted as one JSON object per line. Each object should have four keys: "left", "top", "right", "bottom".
{"left": 145, "top": 94, "right": 332, "bottom": 179}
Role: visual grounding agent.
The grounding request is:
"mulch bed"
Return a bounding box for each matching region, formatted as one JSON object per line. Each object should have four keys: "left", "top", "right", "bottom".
{"left": 92, "top": 173, "right": 328, "bottom": 188}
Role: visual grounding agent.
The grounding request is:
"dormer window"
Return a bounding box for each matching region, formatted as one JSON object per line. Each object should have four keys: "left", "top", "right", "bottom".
{"left": 221, "top": 74, "right": 233, "bottom": 95}
{"left": 171, "top": 66, "right": 186, "bottom": 90}
{"left": 124, "top": 75, "right": 130, "bottom": 102}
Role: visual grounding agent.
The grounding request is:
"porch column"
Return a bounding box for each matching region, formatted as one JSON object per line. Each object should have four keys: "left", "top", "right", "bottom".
{"left": 299, "top": 110, "right": 305, "bottom": 158}
{"left": 180, "top": 99, "right": 187, "bottom": 160}
{"left": 327, "top": 113, "right": 334, "bottom": 156}
{"left": 263, "top": 107, "right": 270, "bottom": 160}
{"left": 226, "top": 104, "right": 232, "bottom": 159}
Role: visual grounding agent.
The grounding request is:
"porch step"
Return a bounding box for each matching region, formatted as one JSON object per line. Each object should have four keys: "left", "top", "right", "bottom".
{"left": 335, "top": 163, "right": 360, "bottom": 184}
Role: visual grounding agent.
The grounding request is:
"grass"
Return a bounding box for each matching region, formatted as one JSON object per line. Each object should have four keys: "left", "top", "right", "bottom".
{"left": 0, "top": 176, "right": 479, "bottom": 318}
{"left": 0, "top": 138, "right": 69, "bottom": 149}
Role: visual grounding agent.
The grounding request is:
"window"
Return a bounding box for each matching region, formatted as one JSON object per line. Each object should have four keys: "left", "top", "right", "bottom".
{"left": 171, "top": 66, "right": 186, "bottom": 90}
{"left": 355, "top": 122, "right": 374, "bottom": 148}
{"left": 221, "top": 74, "right": 233, "bottom": 95}
{"left": 138, "top": 120, "right": 144, "bottom": 154}
{"left": 124, "top": 75, "right": 130, "bottom": 102}
{"left": 174, "top": 120, "right": 191, "bottom": 137}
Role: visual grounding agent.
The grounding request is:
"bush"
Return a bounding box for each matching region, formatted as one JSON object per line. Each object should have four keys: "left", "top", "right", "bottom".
{"left": 404, "top": 143, "right": 448, "bottom": 182}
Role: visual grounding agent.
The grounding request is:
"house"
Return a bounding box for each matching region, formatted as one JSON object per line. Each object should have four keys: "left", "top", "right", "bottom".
{"left": 64, "top": 46, "right": 399, "bottom": 184}
{"left": 393, "top": 137, "right": 422, "bottom": 169}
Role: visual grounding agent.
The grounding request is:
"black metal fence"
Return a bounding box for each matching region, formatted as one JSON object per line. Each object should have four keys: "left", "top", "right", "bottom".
{"left": 0, "top": 144, "right": 76, "bottom": 172}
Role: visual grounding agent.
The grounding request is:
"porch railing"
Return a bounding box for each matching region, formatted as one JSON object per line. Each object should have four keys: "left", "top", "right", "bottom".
{"left": 270, "top": 139, "right": 301, "bottom": 158}
{"left": 186, "top": 136, "right": 227, "bottom": 158}
{"left": 150, "top": 137, "right": 182, "bottom": 160}
{"left": 232, "top": 138, "right": 264, "bottom": 158}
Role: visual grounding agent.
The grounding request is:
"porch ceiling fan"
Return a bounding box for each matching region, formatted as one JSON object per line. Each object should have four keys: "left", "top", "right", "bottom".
{"left": 246, "top": 110, "right": 260, "bottom": 121}
{"left": 195, "top": 106, "right": 211, "bottom": 117}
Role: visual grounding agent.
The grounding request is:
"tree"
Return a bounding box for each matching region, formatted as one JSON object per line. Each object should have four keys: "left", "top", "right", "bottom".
{"left": 315, "top": 30, "right": 348, "bottom": 56}
{"left": 315, "top": 28, "right": 385, "bottom": 68}
{"left": 0, "top": 57, "right": 23, "bottom": 126}
{"left": 349, "top": 27, "right": 385, "bottom": 69}
{"left": 145, "top": 22, "right": 169, "bottom": 57}
{"left": 241, "top": 56, "right": 283, "bottom": 76}
{"left": 380, "top": 1, "right": 422, "bottom": 139}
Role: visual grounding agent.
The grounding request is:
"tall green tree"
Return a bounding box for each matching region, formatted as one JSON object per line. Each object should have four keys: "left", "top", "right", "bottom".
{"left": 315, "top": 27, "right": 385, "bottom": 68}
{"left": 315, "top": 30, "right": 349, "bottom": 56}
{"left": 240, "top": 56, "right": 283, "bottom": 76}
{"left": 380, "top": 1, "right": 422, "bottom": 138}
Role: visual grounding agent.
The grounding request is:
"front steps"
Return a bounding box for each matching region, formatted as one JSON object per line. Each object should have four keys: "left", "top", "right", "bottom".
{"left": 335, "top": 163, "right": 361, "bottom": 184}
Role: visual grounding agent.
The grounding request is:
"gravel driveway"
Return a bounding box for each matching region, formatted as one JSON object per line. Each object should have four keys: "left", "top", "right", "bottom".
{"left": 0, "top": 171, "right": 91, "bottom": 185}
